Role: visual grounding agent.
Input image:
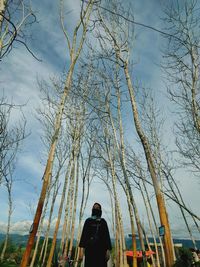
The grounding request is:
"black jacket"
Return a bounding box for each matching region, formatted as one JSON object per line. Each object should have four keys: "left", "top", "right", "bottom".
{"left": 79, "top": 217, "right": 112, "bottom": 267}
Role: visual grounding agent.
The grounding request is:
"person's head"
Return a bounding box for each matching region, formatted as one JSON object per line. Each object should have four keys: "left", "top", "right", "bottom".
{"left": 91, "top": 202, "right": 102, "bottom": 218}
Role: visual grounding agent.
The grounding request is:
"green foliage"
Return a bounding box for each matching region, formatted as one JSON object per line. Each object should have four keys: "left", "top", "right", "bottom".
{"left": 0, "top": 240, "right": 24, "bottom": 265}
{"left": 0, "top": 263, "right": 18, "bottom": 267}
{"left": 0, "top": 240, "right": 15, "bottom": 254}
{"left": 173, "top": 247, "right": 193, "bottom": 267}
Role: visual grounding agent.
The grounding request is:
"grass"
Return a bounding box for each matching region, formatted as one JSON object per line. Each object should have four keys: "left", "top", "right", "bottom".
{"left": 0, "top": 262, "right": 18, "bottom": 267}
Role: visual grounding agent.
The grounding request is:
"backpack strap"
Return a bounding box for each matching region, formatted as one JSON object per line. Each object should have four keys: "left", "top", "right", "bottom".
{"left": 94, "top": 218, "right": 101, "bottom": 238}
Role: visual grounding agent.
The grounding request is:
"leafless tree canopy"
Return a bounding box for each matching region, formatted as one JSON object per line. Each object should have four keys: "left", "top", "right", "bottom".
{"left": 0, "top": 0, "right": 37, "bottom": 60}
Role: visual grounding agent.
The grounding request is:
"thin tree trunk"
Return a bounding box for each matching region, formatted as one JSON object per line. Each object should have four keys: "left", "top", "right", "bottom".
{"left": 68, "top": 155, "right": 80, "bottom": 259}
{"left": 139, "top": 183, "right": 157, "bottom": 267}
{"left": 163, "top": 166, "right": 200, "bottom": 236}
{"left": 0, "top": 187, "right": 12, "bottom": 262}
{"left": 59, "top": 163, "right": 73, "bottom": 257}
{"left": 117, "top": 214, "right": 123, "bottom": 267}
{"left": 46, "top": 149, "right": 76, "bottom": 267}
{"left": 30, "top": 182, "right": 52, "bottom": 267}
{"left": 107, "top": 147, "right": 127, "bottom": 267}
{"left": 115, "top": 223, "right": 120, "bottom": 267}
{"left": 115, "top": 61, "right": 145, "bottom": 265}
{"left": 0, "top": 0, "right": 7, "bottom": 31}
{"left": 138, "top": 161, "right": 166, "bottom": 267}
{"left": 125, "top": 194, "right": 138, "bottom": 267}
{"left": 124, "top": 62, "right": 175, "bottom": 267}
{"left": 39, "top": 181, "right": 59, "bottom": 266}
{"left": 167, "top": 177, "right": 198, "bottom": 249}
{"left": 106, "top": 84, "right": 140, "bottom": 267}
{"left": 20, "top": 1, "right": 94, "bottom": 265}
{"left": 74, "top": 152, "right": 92, "bottom": 266}
{"left": 143, "top": 228, "right": 156, "bottom": 267}
{"left": 61, "top": 160, "right": 76, "bottom": 265}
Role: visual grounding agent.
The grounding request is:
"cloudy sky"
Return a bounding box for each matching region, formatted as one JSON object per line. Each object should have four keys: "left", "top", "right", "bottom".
{"left": 0, "top": 0, "right": 199, "bottom": 240}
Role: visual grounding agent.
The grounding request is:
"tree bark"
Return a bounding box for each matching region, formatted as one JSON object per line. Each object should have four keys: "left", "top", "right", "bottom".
{"left": 124, "top": 62, "right": 175, "bottom": 267}
{"left": 40, "top": 181, "right": 60, "bottom": 266}
{"left": 0, "top": 0, "right": 7, "bottom": 30}
{"left": 46, "top": 149, "right": 76, "bottom": 267}
{"left": 20, "top": 2, "right": 94, "bottom": 265}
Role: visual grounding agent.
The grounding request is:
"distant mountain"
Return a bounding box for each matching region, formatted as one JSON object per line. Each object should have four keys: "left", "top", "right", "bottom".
{"left": 0, "top": 233, "right": 200, "bottom": 249}
{"left": 173, "top": 238, "right": 200, "bottom": 249}
{"left": 0, "top": 233, "right": 29, "bottom": 246}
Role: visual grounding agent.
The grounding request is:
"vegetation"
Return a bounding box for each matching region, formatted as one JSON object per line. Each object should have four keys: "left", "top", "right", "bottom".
{"left": 173, "top": 248, "right": 193, "bottom": 267}
{"left": 0, "top": 240, "right": 23, "bottom": 265}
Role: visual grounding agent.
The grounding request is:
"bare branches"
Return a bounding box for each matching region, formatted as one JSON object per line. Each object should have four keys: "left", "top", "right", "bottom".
{"left": 162, "top": 0, "right": 200, "bottom": 173}
{"left": 0, "top": 96, "right": 27, "bottom": 186}
{"left": 0, "top": 0, "right": 39, "bottom": 60}
{"left": 0, "top": 96, "right": 26, "bottom": 261}
{"left": 60, "top": 0, "right": 95, "bottom": 63}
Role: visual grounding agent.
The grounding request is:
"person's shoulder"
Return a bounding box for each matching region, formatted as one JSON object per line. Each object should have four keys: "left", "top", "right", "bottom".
{"left": 85, "top": 217, "right": 92, "bottom": 222}
{"left": 100, "top": 218, "right": 107, "bottom": 224}
{"left": 85, "top": 217, "right": 107, "bottom": 223}
{"left": 85, "top": 217, "right": 96, "bottom": 224}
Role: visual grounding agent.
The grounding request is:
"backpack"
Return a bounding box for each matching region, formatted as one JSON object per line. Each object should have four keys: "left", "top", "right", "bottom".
{"left": 87, "top": 218, "right": 101, "bottom": 247}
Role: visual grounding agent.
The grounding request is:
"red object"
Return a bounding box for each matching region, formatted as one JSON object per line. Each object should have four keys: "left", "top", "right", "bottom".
{"left": 126, "top": 250, "right": 155, "bottom": 258}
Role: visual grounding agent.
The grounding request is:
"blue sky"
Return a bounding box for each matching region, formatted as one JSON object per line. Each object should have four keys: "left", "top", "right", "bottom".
{"left": 0, "top": 0, "right": 199, "bottom": 240}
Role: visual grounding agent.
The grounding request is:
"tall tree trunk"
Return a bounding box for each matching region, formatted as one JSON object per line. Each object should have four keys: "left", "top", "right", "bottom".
{"left": 30, "top": 183, "right": 52, "bottom": 267}
{"left": 59, "top": 162, "right": 73, "bottom": 257}
{"left": 123, "top": 62, "right": 175, "bottom": 267}
{"left": 39, "top": 181, "right": 59, "bottom": 266}
{"left": 140, "top": 173, "right": 165, "bottom": 267}
{"left": 139, "top": 183, "right": 157, "bottom": 267}
{"left": 115, "top": 223, "right": 120, "bottom": 267}
{"left": 115, "top": 61, "right": 145, "bottom": 266}
{"left": 125, "top": 192, "right": 138, "bottom": 267}
{"left": 61, "top": 159, "right": 76, "bottom": 265}
{"left": 107, "top": 146, "right": 127, "bottom": 267}
{"left": 68, "top": 155, "right": 80, "bottom": 259}
{"left": 46, "top": 149, "right": 75, "bottom": 267}
{"left": 106, "top": 84, "right": 140, "bottom": 267}
{"left": 20, "top": 1, "right": 94, "bottom": 265}
{"left": 74, "top": 152, "right": 92, "bottom": 266}
{"left": 21, "top": 62, "right": 75, "bottom": 267}
{"left": 60, "top": 153, "right": 80, "bottom": 267}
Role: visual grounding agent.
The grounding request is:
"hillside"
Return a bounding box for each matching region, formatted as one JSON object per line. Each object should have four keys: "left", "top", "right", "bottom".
{"left": 0, "top": 233, "right": 199, "bottom": 249}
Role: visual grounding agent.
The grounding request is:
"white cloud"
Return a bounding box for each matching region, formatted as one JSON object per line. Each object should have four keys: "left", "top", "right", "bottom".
{"left": 0, "top": 220, "right": 31, "bottom": 235}
{"left": 18, "top": 154, "right": 44, "bottom": 178}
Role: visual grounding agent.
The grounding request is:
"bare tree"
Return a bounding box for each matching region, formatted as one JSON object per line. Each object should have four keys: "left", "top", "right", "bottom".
{"left": 0, "top": 0, "right": 38, "bottom": 60}
{"left": 39, "top": 179, "right": 60, "bottom": 266}
{"left": 161, "top": 161, "right": 200, "bottom": 246}
{"left": 162, "top": 0, "right": 200, "bottom": 175}
{"left": 0, "top": 168, "right": 14, "bottom": 262}
{"left": 74, "top": 134, "right": 95, "bottom": 266}
{"left": 93, "top": 1, "right": 175, "bottom": 265}
{"left": 126, "top": 148, "right": 166, "bottom": 267}
{"left": 33, "top": 78, "right": 71, "bottom": 266}
{"left": 0, "top": 97, "right": 26, "bottom": 262}
{"left": 138, "top": 85, "right": 199, "bottom": 248}
{"left": 20, "top": 1, "right": 95, "bottom": 265}
{"left": 92, "top": 104, "right": 128, "bottom": 267}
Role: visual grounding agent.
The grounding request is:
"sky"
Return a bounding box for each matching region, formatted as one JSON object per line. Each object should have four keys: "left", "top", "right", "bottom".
{"left": 0, "top": 0, "right": 200, "bottom": 241}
